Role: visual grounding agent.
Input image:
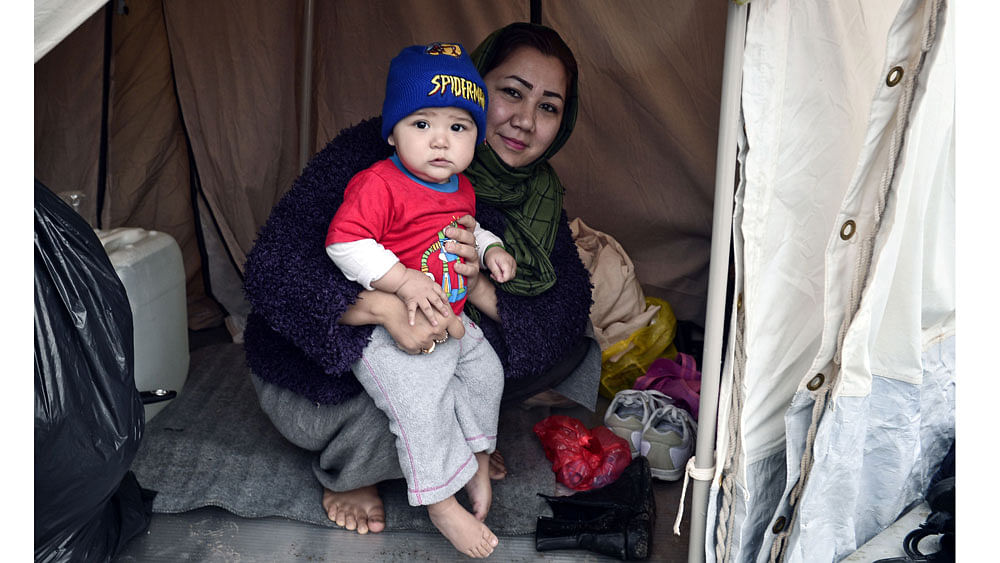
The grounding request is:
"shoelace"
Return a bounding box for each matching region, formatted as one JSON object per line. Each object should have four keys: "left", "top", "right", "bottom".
{"left": 644, "top": 389, "right": 675, "bottom": 411}
{"left": 608, "top": 389, "right": 674, "bottom": 424}
{"left": 646, "top": 404, "right": 697, "bottom": 437}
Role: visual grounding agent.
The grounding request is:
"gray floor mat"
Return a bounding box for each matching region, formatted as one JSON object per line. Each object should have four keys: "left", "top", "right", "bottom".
{"left": 130, "top": 343, "right": 558, "bottom": 535}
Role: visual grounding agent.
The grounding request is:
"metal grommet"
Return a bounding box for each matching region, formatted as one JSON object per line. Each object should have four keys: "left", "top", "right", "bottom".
{"left": 807, "top": 373, "right": 825, "bottom": 391}
{"left": 840, "top": 220, "right": 856, "bottom": 240}
{"left": 737, "top": 292, "right": 743, "bottom": 310}
{"left": 772, "top": 516, "right": 787, "bottom": 534}
{"left": 886, "top": 66, "right": 904, "bottom": 87}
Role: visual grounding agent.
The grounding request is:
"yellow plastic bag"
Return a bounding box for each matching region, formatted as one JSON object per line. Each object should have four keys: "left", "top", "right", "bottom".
{"left": 599, "top": 297, "right": 678, "bottom": 399}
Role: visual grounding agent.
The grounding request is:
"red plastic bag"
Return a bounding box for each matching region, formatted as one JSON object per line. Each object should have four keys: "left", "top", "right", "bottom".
{"left": 533, "top": 415, "right": 631, "bottom": 491}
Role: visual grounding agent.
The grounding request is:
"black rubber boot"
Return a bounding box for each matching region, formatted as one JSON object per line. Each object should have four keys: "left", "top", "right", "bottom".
{"left": 535, "top": 509, "right": 651, "bottom": 560}
{"left": 534, "top": 457, "right": 655, "bottom": 560}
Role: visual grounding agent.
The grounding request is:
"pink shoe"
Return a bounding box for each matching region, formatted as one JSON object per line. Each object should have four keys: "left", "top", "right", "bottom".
{"left": 633, "top": 353, "right": 701, "bottom": 420}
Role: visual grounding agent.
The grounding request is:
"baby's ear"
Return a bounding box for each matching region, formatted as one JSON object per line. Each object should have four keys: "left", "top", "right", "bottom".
{"left": 387, "top": 134, "right": 396, "bottom": 147}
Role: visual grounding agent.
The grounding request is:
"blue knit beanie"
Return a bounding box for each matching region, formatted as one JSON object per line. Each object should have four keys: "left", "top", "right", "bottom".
{"left": 381, "top": 42, "right": 488, "bottom": 145}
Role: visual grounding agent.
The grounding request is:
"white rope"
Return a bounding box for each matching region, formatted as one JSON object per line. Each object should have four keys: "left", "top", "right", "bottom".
{"left": 715, "top": 300, "right": 747, "bottom": 562}
{"left": 674, "top": 456, "right": 717, "bottom": 535}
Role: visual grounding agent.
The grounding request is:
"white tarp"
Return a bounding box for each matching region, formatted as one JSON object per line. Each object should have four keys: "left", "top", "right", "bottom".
{"left": 707, "top": 0, "right": 955, "bottom": 561}
{"left": 34, "top": 0, "right": 106, "bottom": 62}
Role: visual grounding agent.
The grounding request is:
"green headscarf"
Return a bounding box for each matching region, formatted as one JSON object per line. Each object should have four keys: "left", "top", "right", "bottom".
{"left": 464, "top": 23, "right": 579, "bottom": 297}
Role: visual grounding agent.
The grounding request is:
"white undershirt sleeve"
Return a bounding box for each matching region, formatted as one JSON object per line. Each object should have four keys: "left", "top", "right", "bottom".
{"left": 326, "top": 239, "right": 400, "bottom": 290}
{"left": 472, "top": 221, "right": 504, "bottom": 264}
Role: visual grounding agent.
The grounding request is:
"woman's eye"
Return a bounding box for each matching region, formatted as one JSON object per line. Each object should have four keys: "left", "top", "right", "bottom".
{"left": 501, "top": 87, "right": 521, "bottom": 99}
{"left": 540, "top": 103, "right": 559, "bottom": 115}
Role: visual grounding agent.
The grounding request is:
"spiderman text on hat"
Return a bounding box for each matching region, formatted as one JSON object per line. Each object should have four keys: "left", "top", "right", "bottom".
{"left": 428, "top": 75, "right": 486, "bottom": 110}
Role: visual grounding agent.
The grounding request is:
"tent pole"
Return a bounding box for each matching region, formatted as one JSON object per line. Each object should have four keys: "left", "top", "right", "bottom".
{"left": 687, "top": 2, "right": 747, "bottom": 562}
{"left": 298, "top": 0, "right": 316, "bottom": 171}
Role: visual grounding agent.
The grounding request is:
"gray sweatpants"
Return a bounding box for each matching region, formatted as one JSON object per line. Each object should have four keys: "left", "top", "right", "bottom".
{"left": 251, "top": 327, "right": 600, "bottom": 500}
{"left": 352, "top": 313, "right": 503, "bottom": 506}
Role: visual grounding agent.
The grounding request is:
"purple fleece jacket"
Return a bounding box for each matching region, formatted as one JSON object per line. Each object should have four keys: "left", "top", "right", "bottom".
{"left": 243, "top": 117, "right": 593, "bottom": 405}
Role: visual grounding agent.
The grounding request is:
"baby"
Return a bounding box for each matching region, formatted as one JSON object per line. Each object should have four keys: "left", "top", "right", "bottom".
{"left": 325, "top": 42, "right": 516, "bottom": 558}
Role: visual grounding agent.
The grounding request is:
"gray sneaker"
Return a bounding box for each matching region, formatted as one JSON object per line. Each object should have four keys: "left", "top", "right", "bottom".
{"left": 603, "top": 389, "right": 674, "bottom": 458}
{"left": 641, "top": 404, "right": 697, "bottom": 481}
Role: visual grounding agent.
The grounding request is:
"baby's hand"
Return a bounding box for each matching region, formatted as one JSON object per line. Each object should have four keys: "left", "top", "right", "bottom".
{"left": 442, "top": 311, "right": 466, "bottom": 340}
{"left": 395, "top": 268, "right": 453, "bottom": 326}
{"left": 484, "top": 246, "right": 517, "bottom": 283}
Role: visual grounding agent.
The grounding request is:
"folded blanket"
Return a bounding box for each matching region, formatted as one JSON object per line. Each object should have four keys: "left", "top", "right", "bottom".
{"left": 243, "top": 117, "right": 592, "bottom": 405}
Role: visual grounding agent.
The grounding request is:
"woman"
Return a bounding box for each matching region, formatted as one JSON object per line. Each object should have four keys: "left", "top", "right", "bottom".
{"left": 243, "top": 22, "right": 596, "bottom": 536}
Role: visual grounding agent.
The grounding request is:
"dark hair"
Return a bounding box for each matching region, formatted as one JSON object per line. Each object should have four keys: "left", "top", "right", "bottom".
{"left": 480, "top": 23, "right": 578, "bottom": 94}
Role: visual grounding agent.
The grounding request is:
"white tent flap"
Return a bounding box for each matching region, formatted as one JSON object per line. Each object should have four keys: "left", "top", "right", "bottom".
{"left": 707, "top": 0, "right": 954, "bottom": 560}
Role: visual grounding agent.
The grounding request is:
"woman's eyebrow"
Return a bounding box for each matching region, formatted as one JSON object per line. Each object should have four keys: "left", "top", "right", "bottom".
{"left": 507, "top": 75, "right": 564, "bottom": 101}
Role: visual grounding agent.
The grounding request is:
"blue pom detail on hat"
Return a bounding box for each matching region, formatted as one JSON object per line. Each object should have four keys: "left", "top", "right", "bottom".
{"left": 381, "top": 42, "right": 488, "bottom": 145}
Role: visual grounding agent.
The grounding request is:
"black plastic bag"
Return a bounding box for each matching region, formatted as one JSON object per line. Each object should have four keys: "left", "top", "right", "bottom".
{"left": 34, "top": 180, "right": 153, "bottom": 562}
{"left": 874, "top": 441, "right": 955, "bottom": 563}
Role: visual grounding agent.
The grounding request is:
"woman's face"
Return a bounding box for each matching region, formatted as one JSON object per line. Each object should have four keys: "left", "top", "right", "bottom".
{"left": 482, "top": 46, "right": 569, "bottom": 168}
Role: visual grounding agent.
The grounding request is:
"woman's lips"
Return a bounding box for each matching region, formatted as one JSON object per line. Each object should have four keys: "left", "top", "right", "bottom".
{"left": 500, "top": 135, "right": 527, "bottom": 151}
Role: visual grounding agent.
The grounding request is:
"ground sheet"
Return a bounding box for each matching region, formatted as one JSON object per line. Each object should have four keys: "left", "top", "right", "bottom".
{"left": 130, "top": 343, "right": 557, "bottom": 535}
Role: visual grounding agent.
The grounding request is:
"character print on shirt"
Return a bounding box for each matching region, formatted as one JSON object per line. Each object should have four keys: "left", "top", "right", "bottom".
{"left": 420, "top": 223, "right": 466, "bottom": 304}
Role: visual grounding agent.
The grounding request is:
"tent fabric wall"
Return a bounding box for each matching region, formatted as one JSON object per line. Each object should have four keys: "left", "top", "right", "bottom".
{"left": 311, "top": 1, "right": 527, "bottom": 145}
{"left": 34, "top": 2, "right": 224, "bottom": 330}
{"left": 34, "top": 10, "right": 103, "bottom": 225}
{"left": 162, "top": 0, "right": 304, "bottom": 273}
{"left": 111, "top": 2, "right": 223, "bottom": 330}
{"left": 33, "top": 0, "right": 725, "bottom": 330}
{"left": 707, "top": 0, "right": 954, "bottom": 561}
{"left": 548, "top": 1, "right": 727, "bottom": 323}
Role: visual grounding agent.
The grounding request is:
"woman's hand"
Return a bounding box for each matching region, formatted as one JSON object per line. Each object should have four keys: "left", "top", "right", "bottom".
{"left": 444, "top": 214, "right": 501, "bottom": 321}
{"left": 384, "top": 305, "right": 466, "bottom": 353}
{"left": 341, "top": 290, "right": 465, "bottom": 353}
{"left": 444, "top": 214, "right": 481, "bottom": 287}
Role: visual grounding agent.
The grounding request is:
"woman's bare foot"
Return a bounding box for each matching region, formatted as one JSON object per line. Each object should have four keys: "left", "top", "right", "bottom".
{"left": 427, "top": 496, "right": 499, "bottom": 558}
{"left": 466, "top": 452, "right": 493, "bottom": 521}
{"left": 322, "top": 485, "right": 386, "bottom": 534}
{"left": 489, "top": 450, "right": 507, "bottom": 480}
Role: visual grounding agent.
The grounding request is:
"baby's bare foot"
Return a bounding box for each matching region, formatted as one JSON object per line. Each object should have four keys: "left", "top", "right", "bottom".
{"left": 489, "top": 450, "right": 507, "bottom": 480}
{"left": 466, "top": 452, "right": 493, "bottom": 521}
{"left": 322, "top": 485, "right": 386, "bottom": 534}
{"left": 427, "top": 496, "right": 498, "bottom": 558}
